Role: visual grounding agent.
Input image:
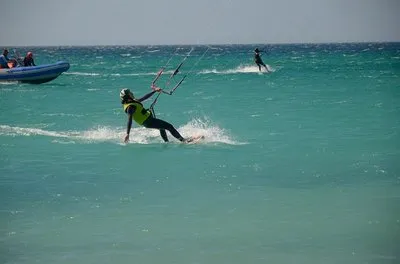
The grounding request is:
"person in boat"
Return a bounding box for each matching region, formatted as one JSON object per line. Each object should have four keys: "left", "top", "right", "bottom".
{"left": 254, "top": 48, "right": 270, "bottom": 72}
{"left": 120, "top": 87, "right": 191, "bottom": 143}
{"left": 23, "top": 52, "right": 36, "bottom": 67}
{"left": 0, "top": 49, "right": 17, "bottom": 69}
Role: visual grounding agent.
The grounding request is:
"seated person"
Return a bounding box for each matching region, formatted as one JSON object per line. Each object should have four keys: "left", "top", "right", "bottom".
{"left": 23, "top": 52, "right": 36, "bottom": 66}
{"left": 0, "top": 49, "right": 17, "bottom": 68}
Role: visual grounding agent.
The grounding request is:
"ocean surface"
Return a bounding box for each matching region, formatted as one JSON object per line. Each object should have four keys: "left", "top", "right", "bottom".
{"left": 1, "top": 43, "right": 399, "bottom": 264}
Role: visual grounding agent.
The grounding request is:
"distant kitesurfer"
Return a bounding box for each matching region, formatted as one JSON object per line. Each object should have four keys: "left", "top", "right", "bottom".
{"left": 120, "top": 87, "right": 192, "bottom": 143}
{"left": 254, "top": 48, "right": 270, "bottom": 72}
{"left": 0, "top": 49, "right": 17, "bottom": 69}
{"left": 23, "top": 52, "right": 36, "bottom": 67}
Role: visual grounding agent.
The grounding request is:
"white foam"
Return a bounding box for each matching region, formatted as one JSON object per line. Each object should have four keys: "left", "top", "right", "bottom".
{"left": 64, "top": 72, "right": 100, "bottom": 76}
{"left": 0, "top": 124, "right": 124, "bottom": 144}
{"left": 55, "top": 65, "right": 275, "bottom": 79}
{"left": 200, "top": 64, "right": 274, "bottom": 75}
{"left": 0, "top": 81, "right": 18, "bottom": 85}
{"left": 178, "top": 118, "right": 243, "bottom": 145}
{"left": 41, "top": 113, "right": 84, "bottom": 117}
{"left": 64, "top": 71, "right": 157, "bottom": 77}
{"left": 0, "top": 118, "right": 243, "bottom": 145}
{"left": 76, "top": 126, "right": 125, "bottom": 143}
{"left": 0, "top": 125, "right": 70, "bottom": 138}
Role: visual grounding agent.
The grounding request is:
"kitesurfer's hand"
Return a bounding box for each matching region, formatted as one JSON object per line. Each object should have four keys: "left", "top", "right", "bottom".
{"left": 124, "top": 134, "right": 130, "bottom": 143}
{"left": 151, "top": 84, "right": 162, "bottom": 92}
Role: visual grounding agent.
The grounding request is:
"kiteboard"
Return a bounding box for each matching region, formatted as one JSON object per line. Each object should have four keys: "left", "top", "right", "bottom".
{"left": 184, "top": 135, "right": 205, "bottom": 144}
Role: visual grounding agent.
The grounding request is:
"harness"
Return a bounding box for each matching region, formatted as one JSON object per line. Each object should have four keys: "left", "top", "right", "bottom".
{"left": 123, "top": 101, "right": 151, "bottom": 125}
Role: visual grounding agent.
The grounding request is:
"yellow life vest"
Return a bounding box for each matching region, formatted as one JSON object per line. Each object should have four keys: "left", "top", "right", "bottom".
{"left": 123, "top": 101, "right": 151, "bottom": 125}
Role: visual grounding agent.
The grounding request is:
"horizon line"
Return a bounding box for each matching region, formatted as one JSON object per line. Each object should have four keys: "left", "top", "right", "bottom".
{"left": 1, "top": 41, "right": 400, "bottom": 48}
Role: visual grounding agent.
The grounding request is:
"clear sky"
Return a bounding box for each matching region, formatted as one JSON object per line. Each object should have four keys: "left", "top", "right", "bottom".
{"left": 1, "top": 0, "right": 399, "bottom": 46}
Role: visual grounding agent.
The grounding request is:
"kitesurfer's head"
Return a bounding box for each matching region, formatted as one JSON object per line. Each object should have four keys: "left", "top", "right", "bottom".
{"left": 27, "top": 51, "right": 33, "bottom": 58}
{"left": 3, "top": 49, "right": 9, "bottom": 56}
{"left": 120, "top": 88, "right": 134, "bottom": 103}
{"left": 254, "top": 48, "right": 259, "bottom": 53}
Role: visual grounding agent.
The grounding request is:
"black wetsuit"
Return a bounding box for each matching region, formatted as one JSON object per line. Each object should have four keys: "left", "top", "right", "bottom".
{"left": 125, "top": 91, "right": 185, "bottom": 142}
{"left": 23, "top": 57, "right": 36, "bottom": 66}
{"left": 254, "top": 52, "right": 267, "bottom": 71}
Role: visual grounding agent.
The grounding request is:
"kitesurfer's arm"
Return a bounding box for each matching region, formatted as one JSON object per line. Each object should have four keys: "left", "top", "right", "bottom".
{"left": 124, "top": 106, "right": 135, "bottom": 143}
{"left": 137, "top": 87, "right": 162, "bottom": 102}
{"left": 137, "top": 91, "right": 156, "bottom": 102}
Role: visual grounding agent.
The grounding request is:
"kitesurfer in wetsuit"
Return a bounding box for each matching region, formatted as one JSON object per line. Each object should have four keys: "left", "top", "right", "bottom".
{"left": 120, "top": 87, "right": 190, "bottom": 143}
{"left": 254, "top": 48, "right": 269, "bottom": 72}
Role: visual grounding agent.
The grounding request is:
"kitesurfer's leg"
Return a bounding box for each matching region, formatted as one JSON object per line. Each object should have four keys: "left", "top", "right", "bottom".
{"left": 257, "top": 61, "right": 269, "bottom": 72}
{"left": 262, "top": 62, "right": 270, "bottom": 72}
{"left": 143, "top": 117, "right": 185, "bottom": 142}
{"left": 160, "top": 129, "right": 169, "bottom": 142}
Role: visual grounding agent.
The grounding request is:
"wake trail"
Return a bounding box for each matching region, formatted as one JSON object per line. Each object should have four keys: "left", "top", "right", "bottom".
{"left": 0, "top": 118, "right": 244, "bottom": 145}
{"left": 200, "top": 64, "right": 275, "bottom": 74}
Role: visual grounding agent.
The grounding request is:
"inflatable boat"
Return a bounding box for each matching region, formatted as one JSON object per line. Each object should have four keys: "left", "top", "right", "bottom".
{"left": 0, "top": 61, "right": 70, "bottom": 84}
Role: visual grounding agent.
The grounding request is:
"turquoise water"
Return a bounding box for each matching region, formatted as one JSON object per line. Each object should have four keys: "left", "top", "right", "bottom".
{"left": 1, "top": 43, "right": 400, "bottom": 264}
